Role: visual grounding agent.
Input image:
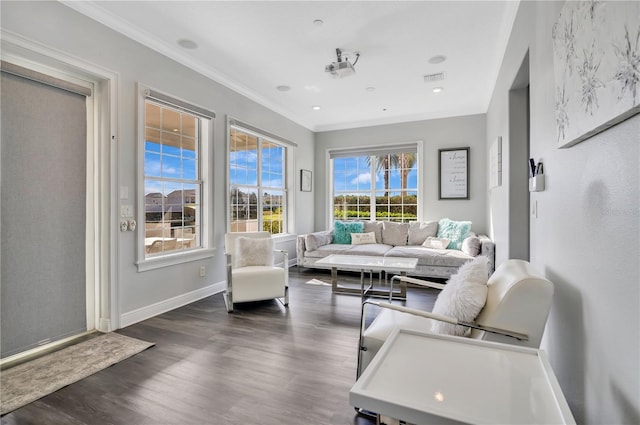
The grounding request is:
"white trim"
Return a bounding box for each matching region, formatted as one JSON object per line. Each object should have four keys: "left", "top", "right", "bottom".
{"left": 120, "top": 281, "right": 224, "bottom": 328}
{"left": 136, "top": 83, "right": 214, "bottom": 272}
{"left": 325, "top": 140, "right": 424, "bottom": 225}
{"left": 136, "top": 248, "right": 216, "bottom": 272}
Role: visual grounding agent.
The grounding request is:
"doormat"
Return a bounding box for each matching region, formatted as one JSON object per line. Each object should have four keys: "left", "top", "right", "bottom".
{"left": 0, "top": 332, "right": 154, "bottom": 415}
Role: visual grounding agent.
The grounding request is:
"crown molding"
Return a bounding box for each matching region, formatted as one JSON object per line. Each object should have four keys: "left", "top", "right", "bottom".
{"left": 60, "top": 1, "right": 315, "bottom": 131}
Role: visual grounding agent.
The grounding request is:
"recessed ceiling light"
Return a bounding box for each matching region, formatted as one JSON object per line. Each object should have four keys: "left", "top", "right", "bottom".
{"left": 173, "top": 128, "right": 179, "bottom": 132}
{"left": 276, "top": 85, "right": 291, "bottom": 92}
{"left": 432, "top": 87, "right": 444, "bottom": 93}
{"left": 177, "top": 38, "right": 198, "bottom": 49}
{"left": 313, "top": 19, "right": 324, "bottom": 26}
{"left": 365, "top": 86, "right": 376, "bottom": 92}
{"left": 382, "top": 108, "right": 387, "bottom": 112}
{"left": 312, "top": 105, "right": 321, "bottom": 110}
{"left": 429, "top": 55, "right": 446, "bottom": 64}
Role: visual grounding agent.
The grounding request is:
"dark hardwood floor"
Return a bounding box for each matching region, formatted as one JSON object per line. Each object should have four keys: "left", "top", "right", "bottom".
{"left": 2, "top": 267, "right": 438, "bottom": 425}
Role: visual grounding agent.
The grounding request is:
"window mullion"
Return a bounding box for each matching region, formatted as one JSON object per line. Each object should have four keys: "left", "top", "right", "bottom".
{"left": 257, "top": 138, "right": 263, "bottom": 230}
{"left": 369, "top": 157, "right": 376, "bottom": 221}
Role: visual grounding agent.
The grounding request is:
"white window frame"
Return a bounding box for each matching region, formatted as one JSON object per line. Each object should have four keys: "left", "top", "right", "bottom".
{"left": 136, "top": 84, "right": 215, "bottom": 271}
{"left": 326, "top": 141, "right": 423, "bottom": 227}
{"left": 226, "top": 117, "right": 296, "bottom": 238}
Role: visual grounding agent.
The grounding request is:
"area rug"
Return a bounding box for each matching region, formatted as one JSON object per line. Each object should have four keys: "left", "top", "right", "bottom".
{"left": 305, "top": 278, "right": 331, "bottom": 286}
{"left": 0, "top": 332, "right": 154, "bottom": 415}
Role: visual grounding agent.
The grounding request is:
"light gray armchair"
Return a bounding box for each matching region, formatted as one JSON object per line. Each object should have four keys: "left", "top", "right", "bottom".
{"left": 224, "top": 231, "right": 289, "bottom": 313}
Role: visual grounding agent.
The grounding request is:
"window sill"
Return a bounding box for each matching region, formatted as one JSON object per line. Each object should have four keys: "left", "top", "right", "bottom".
{"left": 271, "top": 233, "right": 297, "bottom": 244}
{"left": 136, "top": 248, "right": 216, "bottom": 272}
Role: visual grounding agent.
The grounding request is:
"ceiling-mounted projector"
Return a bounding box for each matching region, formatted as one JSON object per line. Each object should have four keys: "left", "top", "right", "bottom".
{"left": 325, "top": 48, "right": 359, "bottom": 79}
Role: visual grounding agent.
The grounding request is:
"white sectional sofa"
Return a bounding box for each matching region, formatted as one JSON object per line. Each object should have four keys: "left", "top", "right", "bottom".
{"left": 296, "top": 219, "right": 495, "bottom": 279}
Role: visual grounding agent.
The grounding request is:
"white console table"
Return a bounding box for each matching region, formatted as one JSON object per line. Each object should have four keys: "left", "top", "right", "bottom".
{"left": 350, "top": 328, "right": 575, "bottom": 425}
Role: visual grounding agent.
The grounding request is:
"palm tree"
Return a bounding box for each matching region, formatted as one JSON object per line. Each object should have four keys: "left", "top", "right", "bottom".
{"left": 366, "top": 155, "right": 399, "bottom": 197}
{"left": 398, "top": 153, "right": 416, "bottom": 190}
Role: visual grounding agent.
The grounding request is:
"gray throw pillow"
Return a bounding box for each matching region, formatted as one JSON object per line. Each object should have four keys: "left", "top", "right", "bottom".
{"left": 363, "top": 221, "right": 383, "bottom": 243}
{"left": 408, "top": 221, "right": 438, "bottom": 245}
{"left": 461, "top": 234, "right": 482, "bottom": 257}
{"left": 305, "top": 230, "right": 333, "bottom": 251}
{"left": 381, "top": 221, "right": 409, "bottom": 246}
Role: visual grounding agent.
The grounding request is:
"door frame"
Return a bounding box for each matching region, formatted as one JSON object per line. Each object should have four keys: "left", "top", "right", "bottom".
{"left": 1, "top": 31, "right": 119, "bottom": 341}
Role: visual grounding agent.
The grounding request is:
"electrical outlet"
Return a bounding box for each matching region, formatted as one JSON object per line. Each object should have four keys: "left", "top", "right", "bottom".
{"left": 120, "top": 220, "right": 129, "bottom": 232}
{"left": 199, "top": 266, "right": 206, "bottom": 277}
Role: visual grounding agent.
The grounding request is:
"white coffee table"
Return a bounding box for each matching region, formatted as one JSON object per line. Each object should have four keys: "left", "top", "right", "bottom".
{"left": 314, "top": 254, "right": 418, "bottom": 300}
{"left": 350, "top": 328, "right": 576, "bottom": 424}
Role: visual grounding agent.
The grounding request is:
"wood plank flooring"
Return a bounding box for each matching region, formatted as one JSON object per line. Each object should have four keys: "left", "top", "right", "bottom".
{"left": 1, "top": 267, "right": 438, "bottom": 425}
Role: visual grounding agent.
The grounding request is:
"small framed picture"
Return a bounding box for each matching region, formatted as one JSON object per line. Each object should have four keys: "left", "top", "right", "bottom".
{"left": 300, "top": 169, "right": 312, "bottom": 192}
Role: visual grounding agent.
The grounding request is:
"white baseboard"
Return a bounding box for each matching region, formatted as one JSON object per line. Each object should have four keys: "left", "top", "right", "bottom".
{"left": 119, "top": 281, "right": 225, "bottom": 328}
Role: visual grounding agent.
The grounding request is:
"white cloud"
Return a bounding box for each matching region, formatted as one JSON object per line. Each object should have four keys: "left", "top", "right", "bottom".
{"left": 351, "top": 172, "right": 371, "bottom": 185}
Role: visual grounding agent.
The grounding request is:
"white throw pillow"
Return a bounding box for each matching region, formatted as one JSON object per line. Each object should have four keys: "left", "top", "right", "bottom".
{"left": 422, "top": 236, "right": 451, "bottom": 250}
{"left": 351, "top": 232, "right": 377, "bottom": 245}
{"left": 234, "top": 236, "right": 274, "bottom": 268}
{"left": 430, "top": 256, "right": 489, "bottom": 336}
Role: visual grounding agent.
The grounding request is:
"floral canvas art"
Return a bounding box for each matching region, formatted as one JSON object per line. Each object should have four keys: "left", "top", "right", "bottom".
{"left": 552, "top": 1, "right": 640, "bottom": 148}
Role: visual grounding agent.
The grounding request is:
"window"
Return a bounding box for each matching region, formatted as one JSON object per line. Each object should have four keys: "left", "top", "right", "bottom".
{"left": 331, "top": 144, "right": 420, "bottom": 223}
{"left": 139, "top": 87, "right": 214, "bottom": 266}
{"left": 228, "top": 123, "right": 291, "bottom": 235}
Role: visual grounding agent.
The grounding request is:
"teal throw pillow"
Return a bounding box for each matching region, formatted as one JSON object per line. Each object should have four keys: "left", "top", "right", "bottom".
{"left": 437, "top": 218, "right": 472, "bottom": 250}
{"left": 333, "top": 221, "right": 364, "bottom": 244}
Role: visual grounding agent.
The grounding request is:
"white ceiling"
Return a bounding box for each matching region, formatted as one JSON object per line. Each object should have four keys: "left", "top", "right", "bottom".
{"left": 63, "top": 1, "right": 520, "bottom": 132}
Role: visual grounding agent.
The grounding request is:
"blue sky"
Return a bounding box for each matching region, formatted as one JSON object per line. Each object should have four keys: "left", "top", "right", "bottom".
{"left": 333, "top": 156, "right": 418, "bottom": 194}
{"left": 145, "top": 140, "right": 197, "bottom": 195}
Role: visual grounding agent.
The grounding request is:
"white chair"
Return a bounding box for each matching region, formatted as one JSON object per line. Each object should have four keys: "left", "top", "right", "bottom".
{"left": 224, "top": 231, "right": 289, "bottom": 313}
{"left": 357, "top": 259, "right": 554, "bottom": 378}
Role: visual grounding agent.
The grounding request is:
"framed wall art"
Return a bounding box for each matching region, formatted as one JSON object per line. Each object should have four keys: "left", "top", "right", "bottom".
{"left": 300, "top": 169, "right": 312, "bottom": 192}
{"left": 552, "top": 1, "right": 640, "bottom": 148}
{"left": 439, "top": 147, "right": 469, "bottom": 200}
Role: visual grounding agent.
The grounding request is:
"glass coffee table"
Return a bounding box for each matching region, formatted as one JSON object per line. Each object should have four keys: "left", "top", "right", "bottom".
{"left": 314, "top": 254, "right": 418, "bottom": 300}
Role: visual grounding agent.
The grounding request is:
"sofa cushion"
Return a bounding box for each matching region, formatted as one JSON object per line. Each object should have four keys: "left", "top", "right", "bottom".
{"left": 346, "top": 243, "right": 394, "bottom": 256}
{"left": 422, "top": 236, "right": 450, "bottom": 250}
{"left": 304, "top": 230, "right": 333, "bottom": 251}
{"left": 382, "top": 221, "right": 409, "bottom": 246}
{"left": 363, "top": 221, "right": 383, "bottom": 243}
{"left": 431, "top": 255, "right": 489, "bottom": 336}
{"left": 437, "top": 218, "right": 472, "bottom": 250}
{"left": 333, "top": 221, "right": 364, "bottom": 244}
{"left": 385, "top": 245, "right": 472, "bottom": 268}
{"left": 304, "top": 244, "right": 353, "bottom": 258}
{"left": 408, "top": 221, "right": 438, "bottom": 245}
{"left": 351, "top": 232, "right": 377, "bottom": 245}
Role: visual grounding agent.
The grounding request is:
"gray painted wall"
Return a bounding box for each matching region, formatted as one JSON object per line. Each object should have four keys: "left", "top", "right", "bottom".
{"left": 1, "top": 1, "right": 315, "bottom": 320}
{"left": 486, "top": 1, "right": 639, "bottom": 423}
{"left": 314, "top": 115, "right": 488, "bottom": 234}
{"left": 3, "top": 2, "right": 639, "bottom": 423}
